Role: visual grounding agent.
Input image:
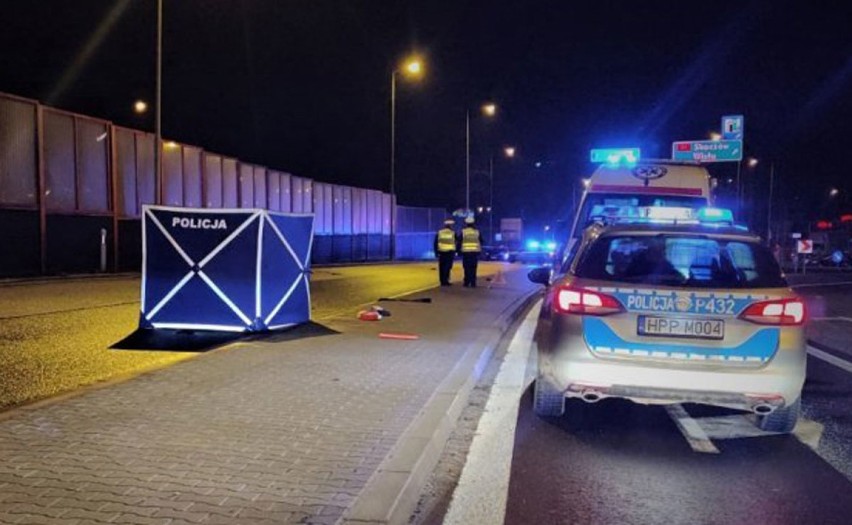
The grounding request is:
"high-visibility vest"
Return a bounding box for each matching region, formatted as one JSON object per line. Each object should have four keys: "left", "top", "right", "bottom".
{"left": 461, "top": 227, "right": 482, "bottom": 253}
{"left": 436, "top": 228, "right": 456, "bottom": 252}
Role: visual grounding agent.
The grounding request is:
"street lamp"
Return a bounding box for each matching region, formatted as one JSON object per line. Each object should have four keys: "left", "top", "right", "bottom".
{"left": 830, "top": 188, "right": 840, "bottom": 198}
{"left": 487, "top": 145, "right": 516, "bottom": 245}
{"left": 709, "top": 132, "right": 722, "bottom": 141}
{"left": 134, "top": 100, "right": 148, "bottom": 114}
{"left": 154, "top": 0, "right": 163, "bottom": 204}
{"left": 466, "top": 102, "right": 497, "bottom": 211}
{"left": 390, "top": 54, "right": 424, "bottom": 260}
{"left": 747, "top": 157, "right": 759, "bottom": 168}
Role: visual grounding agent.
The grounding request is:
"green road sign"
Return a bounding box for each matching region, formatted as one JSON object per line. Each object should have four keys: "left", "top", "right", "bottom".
{"left": 672, "top": 140, "right": 743, "bottom": 162}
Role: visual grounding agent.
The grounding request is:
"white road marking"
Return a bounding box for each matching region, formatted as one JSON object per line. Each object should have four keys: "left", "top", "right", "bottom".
{"left": 808, "top": 345, "right": 852, "bottom": 374}
{"left": 791, "top": 280, "right": 852, "bottom": 288}
{"left": 443, "top": 302, "right": 541, "bottom": 525}
{"left": 665, "top": 404, "right": 720, "bottom": 454}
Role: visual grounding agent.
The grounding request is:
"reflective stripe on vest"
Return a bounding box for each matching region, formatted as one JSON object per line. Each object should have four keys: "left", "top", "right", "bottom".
{"left": 437, "top": 229, "right": 456, "bottom": 252}
{"left": 461, "top": 227, "right": 481, "bottom": 253}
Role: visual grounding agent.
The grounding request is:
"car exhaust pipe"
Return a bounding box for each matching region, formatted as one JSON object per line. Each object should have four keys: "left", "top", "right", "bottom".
{"left": 580, "top": 390, "right": 603, "bottom": 403}
{"left": 752, "top": 403, "right": 776, "bottom": 415}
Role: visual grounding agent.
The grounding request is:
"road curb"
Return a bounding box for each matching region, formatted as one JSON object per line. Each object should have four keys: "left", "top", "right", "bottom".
{"left": 341, "top": 288, "right": 542, "bottom": 525}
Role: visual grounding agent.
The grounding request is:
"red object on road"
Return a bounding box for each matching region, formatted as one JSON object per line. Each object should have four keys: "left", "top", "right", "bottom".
{"left": 379, "top": 332, "right": 420, "bottom": 340}
{"left": 358, "top": 310, "right": 382, "bottom": 321}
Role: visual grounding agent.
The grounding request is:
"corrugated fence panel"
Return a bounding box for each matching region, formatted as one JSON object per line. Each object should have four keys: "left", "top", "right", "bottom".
{"left": 115, "top": 128, "right": 137, "bottom": 217}
{"left": 76, "top": 118, "right": 109, "bottom": 212}
{"left": 135, "top": 133, "right": 155, "bottom": 208}
{"left": 302, "top": 178, "right": 313, "bottom": 213}
{"left": 203, "top": 153, "right": 223, "bottom": 208}
{"left": 291, "top": 176, "right": 303, "bottom": 213}
{"left": 312, "top": 182, "right": 327, "bottom": 234}
{"left": 342, "top": 186, "right": 352, "bottom": 234}
{"left": 44, "top": 111, "right": 76, "bottom": 211}
{"left": 382, "top": 193, "right": 392, "bottom": 235}
{"left": 280, "top": 172, "right": 292, "bottom": 213}
{"left": 352, "top": 187, "right": 366, "bottom": 234}
{"left": 238, "top": 163, "right": 254, "bottom": 208}
{"left": 253, "top": 166, "right": 266, "bottom": 209}
{"left": 222, "top": 158, "right": 238, "bottom": 207}
{"left": 182, "top": 146, "right": 202, "bottom": 208}
{"left": 0, "top": 96, "right": 36, "bottom": 207}
{"left": 162, "top": 143, "right": 183, "bottom": 206}
{"left": 267, "top": 170, "right": 281, "bottom": 211}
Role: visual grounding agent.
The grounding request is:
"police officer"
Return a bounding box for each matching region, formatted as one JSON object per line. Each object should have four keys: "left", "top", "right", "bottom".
{"left": 434, "top": 218, "right": 457, "bottom": 286}
{"left": 458, "top": 216, "right": 483, "bottom": 288}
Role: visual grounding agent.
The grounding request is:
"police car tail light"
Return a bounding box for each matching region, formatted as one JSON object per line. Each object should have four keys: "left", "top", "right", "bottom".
{"left": 739, "top": 298, "right": 806, "bottom": 326}
{"left": 554, "top": 286, "right": 624, "bottom": 316}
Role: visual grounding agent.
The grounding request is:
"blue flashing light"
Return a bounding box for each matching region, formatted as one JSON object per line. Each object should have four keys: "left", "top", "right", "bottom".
{"left": 526, "top": 239, "right": 541, "bottom": 251}
{"left": 696, "top": 207, "right": 734, "bottom": 223}
{"left": 545, "top": 241, "right": 557, "bottom": 251}
{"left": 590, "top": 148, "right": 641, "bottom": 165}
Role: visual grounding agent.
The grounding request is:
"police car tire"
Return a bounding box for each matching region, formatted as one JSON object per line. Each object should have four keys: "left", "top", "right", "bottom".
{"left": 533, "top": 376, "right": 565, "bottom": 417}
{"left": 756, "top": 398, "right": 800, "bottom": 433}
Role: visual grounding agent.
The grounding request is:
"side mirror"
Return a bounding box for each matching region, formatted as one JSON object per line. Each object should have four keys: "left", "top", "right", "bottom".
{"left": 527, "top": 266, "right": 552, "bottom": 286}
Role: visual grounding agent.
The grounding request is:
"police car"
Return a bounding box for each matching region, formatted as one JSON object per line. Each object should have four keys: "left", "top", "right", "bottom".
{"left": 528, "top": 207, "right": 806, "bottom": 433}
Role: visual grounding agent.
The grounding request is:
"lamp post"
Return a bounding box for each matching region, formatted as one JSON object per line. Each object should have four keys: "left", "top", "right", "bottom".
{"left": 466, "top": 103, "right": 497, "bottom": 212}
{"left": 389, "top": 55, "right": 424, "bottom": 260}
{"left": 487, "top": 145, "right": 516, "bottom": 245}
{"left": 154, "top": 0, "right": 163, "bottom": 204}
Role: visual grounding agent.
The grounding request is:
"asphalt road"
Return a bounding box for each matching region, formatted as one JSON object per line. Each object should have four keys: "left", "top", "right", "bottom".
{"left": 0, "top": 261, "right": 505, "bottom": 410}
{"left": 435, "top": 273, "right": 852, "bottom": 525}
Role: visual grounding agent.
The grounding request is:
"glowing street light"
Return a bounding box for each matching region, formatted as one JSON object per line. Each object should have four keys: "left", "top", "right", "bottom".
{"left": 747, "top": 157, "right": 759, "bottom": 168}
{"left": 582, "top": 178, "right": 591, "bottom": 188}
{"left": 133, "top": 100, "right": 148, "bottom": 114}
{"left": 830, "top": 188, "right": 840, "bottom": 198}
{"left": 504, "top": 146, "right": 516, "bottom": 158}
{"left": 390, "top": 54, "right": 425, "bottom": 260}
{"left": 466, "top": 102, "right": 498, "bottom": 211}
{"left": 709, "top": 132, "right": 722, "bottom": 141}
{"left": 402, "top": 57, "right": 424, "bottom": 77}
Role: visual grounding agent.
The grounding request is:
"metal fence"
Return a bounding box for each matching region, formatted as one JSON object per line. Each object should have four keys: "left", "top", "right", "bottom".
{"left": 0, "top": 91, "right": 445, "bottom": 277}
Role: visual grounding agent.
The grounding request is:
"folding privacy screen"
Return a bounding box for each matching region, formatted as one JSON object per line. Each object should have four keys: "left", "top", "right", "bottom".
{"left": 140, "top": 205, "right": 314, "bottom": 332}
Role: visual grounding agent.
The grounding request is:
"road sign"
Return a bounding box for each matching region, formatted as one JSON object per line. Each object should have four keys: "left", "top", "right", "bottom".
{"left": 797, "top": 240, "right": 813, "bottom": 254}
{"left": 721, "top": 115, "right": 744, "bottom": 140}
{"left": 672, "top": 140, "right": 743, "bottom": 162}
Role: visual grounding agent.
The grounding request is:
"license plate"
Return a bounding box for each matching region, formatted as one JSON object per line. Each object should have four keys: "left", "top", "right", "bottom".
{"left": 638, "top": 316, "right": 724, "bottom": 340}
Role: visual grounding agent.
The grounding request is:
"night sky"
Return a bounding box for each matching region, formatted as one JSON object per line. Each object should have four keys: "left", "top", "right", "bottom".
{"left": 1, "top": 1, "right": 850, "bottom": 228}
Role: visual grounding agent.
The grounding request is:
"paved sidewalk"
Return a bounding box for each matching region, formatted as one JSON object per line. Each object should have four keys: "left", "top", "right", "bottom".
{"left": 0, "top": 268, "right": 538, "bottom": 524}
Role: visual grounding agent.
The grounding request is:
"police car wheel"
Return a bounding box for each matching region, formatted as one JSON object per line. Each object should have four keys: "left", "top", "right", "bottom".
{"left": 756, "top": 398, "right": 800, "bottom": 433}
{"left": 533, "top": 376, "right": 565, "bottom": 417}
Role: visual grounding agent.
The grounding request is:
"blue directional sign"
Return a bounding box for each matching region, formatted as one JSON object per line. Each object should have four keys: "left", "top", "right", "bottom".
{"left": 590, "top": 148, "right": 641, "bottom": 165}
{"left": 672, "top": 140, "right": 743, "bottom": 163}
{"left": 721, "top": 115, "right": 744, "bottom": 140}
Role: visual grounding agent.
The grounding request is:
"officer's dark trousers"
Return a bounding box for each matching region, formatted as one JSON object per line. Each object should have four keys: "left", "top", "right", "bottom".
{"left": 438, "top": 252, "right": 455, "bottom": 285}
{"left": 462, "top": 253, "right": 479, "bottom": 287}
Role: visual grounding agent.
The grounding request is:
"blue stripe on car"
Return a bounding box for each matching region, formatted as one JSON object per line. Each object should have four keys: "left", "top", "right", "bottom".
{"left": 582, "top": 317, "right": 779, "bottom": 362}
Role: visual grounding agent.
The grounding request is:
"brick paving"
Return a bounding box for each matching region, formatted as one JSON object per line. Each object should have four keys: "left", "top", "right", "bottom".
{"left": 0, "top": 269, "right": 535, "bottom": 524}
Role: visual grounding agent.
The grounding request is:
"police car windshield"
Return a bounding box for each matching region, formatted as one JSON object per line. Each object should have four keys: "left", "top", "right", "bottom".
{"left": 574, "top": 234, "right": 787, "bottom": 288}
{"left": 577, "top": 194, "right": 706, "bottom": 232}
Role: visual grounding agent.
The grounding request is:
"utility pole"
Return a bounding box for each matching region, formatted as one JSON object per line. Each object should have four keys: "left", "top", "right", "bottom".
{"left": 154, "top": 0, "right": 163, "bottom": 204}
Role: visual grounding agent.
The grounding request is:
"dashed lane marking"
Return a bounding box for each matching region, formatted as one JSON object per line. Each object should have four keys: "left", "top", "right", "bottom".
{"left": 808, "top": 345, "right": 852, "bottom": 375}
{"left": 665, "top": 404, "right": 720, "bottom": 454}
